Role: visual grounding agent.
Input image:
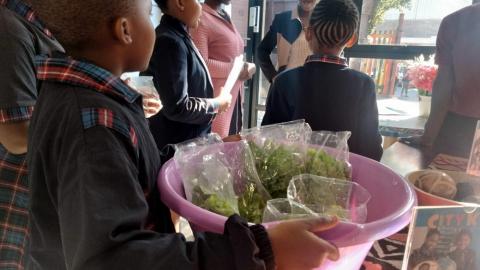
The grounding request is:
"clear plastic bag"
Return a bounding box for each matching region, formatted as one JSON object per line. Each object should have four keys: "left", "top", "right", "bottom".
{"left": 175, "top": 137, "right": 270, "bottom": 223}
{"left": 262, "top": 198, "right": 318, "bottom": 223}
{"left": 287, "top": 174, "right": 371, "bottom": 223}
{"left": 306, "top": 131, "right": 352, "bottom": 180}
{"left": 240, "top": 120, "right": 312, "bottom": 198}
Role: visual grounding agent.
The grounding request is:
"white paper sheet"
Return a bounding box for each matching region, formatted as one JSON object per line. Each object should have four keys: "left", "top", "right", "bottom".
{"left": 223, "top": 55, "right": 244, "bottom": 94}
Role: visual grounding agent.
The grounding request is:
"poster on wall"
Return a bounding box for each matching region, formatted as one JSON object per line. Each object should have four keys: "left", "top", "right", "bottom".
{"left": 402, "top": 206, "right": 480, "bottom": 270}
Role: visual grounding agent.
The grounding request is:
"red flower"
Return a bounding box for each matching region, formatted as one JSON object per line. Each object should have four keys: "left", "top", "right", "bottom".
{"left": 407, "top": 65, "right": 438, "bottom": 96}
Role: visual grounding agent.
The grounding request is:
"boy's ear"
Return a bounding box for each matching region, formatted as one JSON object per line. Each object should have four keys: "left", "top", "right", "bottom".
{"left": 113, "top": 17, "right": 133, "bottom": 45}
{"left": 345, "top": 33, "right": 358, "bottom": 48}
{"left": 173, "top": 0, "right": 185, "bottom": 11}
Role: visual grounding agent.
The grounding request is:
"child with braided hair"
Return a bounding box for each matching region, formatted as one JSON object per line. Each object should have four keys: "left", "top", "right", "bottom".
{"left": 262, "top": 0, "right": 383, "bottom": 161}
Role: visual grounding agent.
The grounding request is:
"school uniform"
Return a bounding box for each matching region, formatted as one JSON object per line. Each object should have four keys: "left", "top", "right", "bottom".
{"left": 27, "top": 54, "right": 274, "bottom": 270}
{"left": 145, "top": 15, "right": 218, "bottom": 157}
{"left": 262, "top": 54, "right": 383, "bottom": 161}
{"left": 0, "top": 0, "right": 62, "bottom": 268}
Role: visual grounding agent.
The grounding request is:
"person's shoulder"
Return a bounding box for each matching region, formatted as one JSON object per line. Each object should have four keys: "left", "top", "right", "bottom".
{"left": 273, "top": 10, "right": 293, "bottom": 23}
{"left": 344, "top": 68, "right": 375, "bottom": 88}
{"left": 441, "top": 4, "right": 478, "bottom": 26}
{"left": 154, "top": 27, "right": 187, "bottom": 51}
{"left": 274, "top": 66, "right": 304, "bottom": 85}
{"left": 39, "top": 82, "right": 138, "bottom": 133}
{"left": 450, "top": 4, "right": 480, "bottom": 18}
{"left": 0, "top": 7, "right": 33, "bottom": 43}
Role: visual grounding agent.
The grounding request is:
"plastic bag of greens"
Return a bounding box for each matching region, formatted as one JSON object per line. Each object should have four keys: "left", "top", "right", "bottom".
{"left": 287, "top": 174, "right": 371, "bottom": 223}
{"left": 174, "top": 135, "right": 237, "bottom": 217}
{"left": 175, "top": 138, "right": 270, "bottom": 223}
{"left": 240, "top": 120, "right": 312, "bottom": 198}
{"left": 306, "top": 131, "right": 352, "bottom": 180}
{"left": 262, "top": 198, "right": 318, "bottom": 223}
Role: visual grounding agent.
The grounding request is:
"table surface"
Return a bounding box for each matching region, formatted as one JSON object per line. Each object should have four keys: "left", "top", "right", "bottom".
{"left": 363, "top": 142, "right": 469, "bottom": 270}
{"left": 377, "top": 97, "right": 426, "bottom": 138}
{"left": 380, "top": 142, "right": 433, "bottom": 176}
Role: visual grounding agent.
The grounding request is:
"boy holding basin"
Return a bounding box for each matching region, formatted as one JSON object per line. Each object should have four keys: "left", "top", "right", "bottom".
{"left": 26, "top": 0, "right": 339, "bottom": 269}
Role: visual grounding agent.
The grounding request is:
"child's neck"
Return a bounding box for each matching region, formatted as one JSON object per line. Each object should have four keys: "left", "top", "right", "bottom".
{"left": 313, "top": 47, "right": 343, "bottom": 57}
{"left": 68, "top": 48, "right": 124, "bottom": 77}
{"left": 163, "top": 10, "right": 189, "bottom": 28}
{"left": 297, "top": 5, "right": 311, "bottom": 19}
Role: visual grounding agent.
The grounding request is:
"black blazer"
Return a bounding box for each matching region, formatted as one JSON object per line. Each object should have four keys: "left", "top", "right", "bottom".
{"left": 145, "top": 15, "right": 216, "bottom": 155}
{"left": 256, "top": 10, "right": 303, "bottom": 82}
{"left": 262, "top": 61, "right": 383, "bottom": 161}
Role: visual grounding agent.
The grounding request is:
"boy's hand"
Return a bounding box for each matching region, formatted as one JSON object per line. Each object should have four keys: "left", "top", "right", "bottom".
{"left": 267, "top": 217, "right": 339, "bottom": 270}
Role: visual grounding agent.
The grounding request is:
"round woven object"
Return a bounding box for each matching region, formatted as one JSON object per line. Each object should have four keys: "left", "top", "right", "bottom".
{"left": 415, "top": 170, "right": 457, "bottom": 200}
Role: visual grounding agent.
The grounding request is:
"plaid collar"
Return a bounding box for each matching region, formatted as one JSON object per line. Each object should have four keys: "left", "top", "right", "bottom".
{"left": 305, "top": 54, "right": 348, "bottom": 67}
{"left": 1, "top": 0, "right": 53, "bottom": 38}
{"left": 35, "top": 55, "right": 140, "bottom": 103}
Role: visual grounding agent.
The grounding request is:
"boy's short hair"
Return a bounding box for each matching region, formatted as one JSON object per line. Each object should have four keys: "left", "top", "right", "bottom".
{"left": 309, "top": 0, "right": 359, "bottom": 48}
{"left": 30, "top": 0, "right": 133, "bottom": 50}
{"left": 154, "top": 0, "right": 167, "bottom": 11}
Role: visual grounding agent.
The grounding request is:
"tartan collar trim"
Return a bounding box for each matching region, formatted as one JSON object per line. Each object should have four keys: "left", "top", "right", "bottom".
{"left": 35, "top": 56, "right": 140, "bottom": 103}
{"left": 305, "top": 54, "right": 348, "bottom": 67}
{"left": 1, "top": 0, "right": 53, "bottom": 39}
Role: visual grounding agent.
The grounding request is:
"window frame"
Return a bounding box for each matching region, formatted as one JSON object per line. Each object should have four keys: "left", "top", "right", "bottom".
{"left": 246, "top": 0, "right": 475, "bottom": 128}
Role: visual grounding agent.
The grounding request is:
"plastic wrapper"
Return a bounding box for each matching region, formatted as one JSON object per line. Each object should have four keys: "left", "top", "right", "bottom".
{"left": 306, "top": 131, "right": 352, "bottom": 180}
{"left": 287, "top": 174, "right": 371, "bottom": 223}
{"left": 174, "top": 137, "right": 270, "bottom": 223}
{"left": 262, "top": 198, "right": 318, "bottom": 223}
{"left": 240, "top": 120, "right": 312, "bottom": 198}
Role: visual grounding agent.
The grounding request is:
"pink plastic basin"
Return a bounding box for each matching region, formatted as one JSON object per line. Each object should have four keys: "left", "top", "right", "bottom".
{"left": 158, "top": 147, "right": 417, "bottom": 270}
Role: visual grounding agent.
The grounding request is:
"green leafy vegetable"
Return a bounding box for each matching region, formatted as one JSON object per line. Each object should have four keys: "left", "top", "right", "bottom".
{"left": 192, "top": 186, "right": 237, "bottom": 217}
{"left": 249, "top": 141, "right": 305, "bottom": 199}
{"left": 249, "top": 141, "right": 350, "bottom": 199}
{"left": 305, "top": 149, "right": 350, "bottom": 180}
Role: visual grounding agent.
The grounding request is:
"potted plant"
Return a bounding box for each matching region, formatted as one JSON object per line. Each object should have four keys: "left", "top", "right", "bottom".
{"left": 407, "top": 64, "right": 438, "bottom": 117}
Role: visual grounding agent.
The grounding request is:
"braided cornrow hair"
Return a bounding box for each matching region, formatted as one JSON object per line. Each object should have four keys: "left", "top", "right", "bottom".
{"left": 309, "top": 0, "right": 359, "bottom": 48}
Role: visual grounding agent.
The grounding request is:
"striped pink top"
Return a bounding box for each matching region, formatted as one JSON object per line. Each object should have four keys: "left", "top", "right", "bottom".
{"left": 190, "top": 4, "right": 245, "bottom": 138}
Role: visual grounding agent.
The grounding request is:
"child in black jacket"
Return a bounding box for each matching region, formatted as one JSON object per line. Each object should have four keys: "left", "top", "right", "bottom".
{"left": 262, "top": 0, "right": 383, "bottom": 161}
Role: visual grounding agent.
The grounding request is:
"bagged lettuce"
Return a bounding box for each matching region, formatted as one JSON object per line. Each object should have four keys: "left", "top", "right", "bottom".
{"left": 306, "top": 131, "right": 352, "bottom": 180}
{"left": 262, "top": 198, "right": 318, "bottom": 223}
{"left": 175, "top": 137, "right": 269, "bottom": 223}
{"left": 241, "top": 120, "right": 311, "bottom": 198}
{"left": 287, "top": 174, "right": 371, "bottom": 223}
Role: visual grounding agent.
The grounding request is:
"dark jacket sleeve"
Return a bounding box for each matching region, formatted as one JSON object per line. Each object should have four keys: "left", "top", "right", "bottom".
{"left": 149, "top": 36, "right": 216, "bottom": 125}
{"left": 356, "top": 79, "right": 383, "bottom": 161}
{"left": 256, "top": 15, "right": 281, "bottom": 83}
{"left": 0, "top": 32, "right": 36, "bottom": 110}
{"left": 55, "top": 126, "right": 274, "bottom": 270}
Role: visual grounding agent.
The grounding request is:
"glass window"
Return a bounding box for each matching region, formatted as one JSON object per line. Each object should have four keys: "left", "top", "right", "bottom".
{"left": 358, "top": 0, "right": 471, "bottom": 46}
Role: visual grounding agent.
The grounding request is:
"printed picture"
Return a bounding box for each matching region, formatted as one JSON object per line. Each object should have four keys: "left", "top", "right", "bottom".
{"left": 403, "top": 206, "right": 480, "bottom": 270}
